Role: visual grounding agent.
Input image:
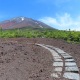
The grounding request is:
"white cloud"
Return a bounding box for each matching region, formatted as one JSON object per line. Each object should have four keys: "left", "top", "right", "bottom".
{"left": 39, "top": 13, "right": 80, "bottom": 31}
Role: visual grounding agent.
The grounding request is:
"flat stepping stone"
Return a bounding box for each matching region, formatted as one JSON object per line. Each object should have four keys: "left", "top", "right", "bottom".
{"left": 54, "top": 58, "right": 63, "bottom": 62}
{"left": 51, "top": 72, "right": 61, "bottom": 78}
{"left": 65, "top": 66, "right": 79, "bottom": 72}
{"left": 63, "top": 72, "right": 80, "bottom": 80}
{"left": 65, "top": 59, "right": 75, "bottom": 62}
{"left": 50, "top": 50, "right": 60, "bottom": 57}
{"left": 61, "top": 53, "right": 71, "bottom": 56}
{"left": 54, "top": 48, "right": 65, "bottom": 54}
{"left": 63, "top": 55, "right": 72, "bottom": 59}
{"left": 54, "top": 67, "right": 62, "bottom": 72}
{"left": 54, "top": 56, "right": 62, "bottom": 59}
{"left": 65, "top": 62, "right": 77, "bottom": 66}
{"left": 51, "top": 73, "right": 60, "bottom": 78}
{"left": 53, "top": 62, "right": 63, "bottom": 67}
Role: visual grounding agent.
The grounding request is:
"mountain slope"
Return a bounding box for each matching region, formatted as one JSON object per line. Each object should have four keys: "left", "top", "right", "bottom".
{"left": 0, "top": 17, "right": 54, "bottom": 29}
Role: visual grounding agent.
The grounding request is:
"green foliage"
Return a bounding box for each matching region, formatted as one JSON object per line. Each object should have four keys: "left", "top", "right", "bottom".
{"left": 0, "top": 28, "right": 80, "bottom": 43}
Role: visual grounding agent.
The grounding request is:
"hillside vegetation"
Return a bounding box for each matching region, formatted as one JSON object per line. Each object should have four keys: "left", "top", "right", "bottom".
{"left": 0, "top": 28, "right": 80, "bottom": 43}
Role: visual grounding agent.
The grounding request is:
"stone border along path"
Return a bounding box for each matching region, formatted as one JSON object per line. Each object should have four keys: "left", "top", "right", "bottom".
{"left": 35, "top": 43, "right": 80, "bottom": 80}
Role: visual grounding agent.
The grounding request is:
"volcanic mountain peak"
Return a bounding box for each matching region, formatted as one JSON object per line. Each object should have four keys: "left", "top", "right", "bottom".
{"left": 10, "top": 17, "right": 26, "bottom": 22}
{"left": 0, "top": 17, "right": 54, "bottom": 29}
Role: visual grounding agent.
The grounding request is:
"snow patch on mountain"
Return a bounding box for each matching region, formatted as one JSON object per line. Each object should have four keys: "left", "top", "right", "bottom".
{"left": 21, "top": 17, "right": 25, "bottom": 21}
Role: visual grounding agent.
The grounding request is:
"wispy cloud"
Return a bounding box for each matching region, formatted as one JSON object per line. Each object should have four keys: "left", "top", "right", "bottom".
{"left": 39, "top": 13, "right": 80, "bottom": 31}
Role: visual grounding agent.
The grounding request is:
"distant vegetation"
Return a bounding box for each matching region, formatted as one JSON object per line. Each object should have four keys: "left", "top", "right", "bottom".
{"left": 0, "top": 28, "right": 80, "bottom": 43}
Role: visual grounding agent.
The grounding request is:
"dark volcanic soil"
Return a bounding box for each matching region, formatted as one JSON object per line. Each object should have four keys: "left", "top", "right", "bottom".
{"left": 0, "top": 38, "right": 79, "bottom": 80}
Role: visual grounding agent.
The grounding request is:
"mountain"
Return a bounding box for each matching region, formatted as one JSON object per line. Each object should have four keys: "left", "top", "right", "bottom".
{"left": 0, "top": 17, "right": 54, "bottom": 30}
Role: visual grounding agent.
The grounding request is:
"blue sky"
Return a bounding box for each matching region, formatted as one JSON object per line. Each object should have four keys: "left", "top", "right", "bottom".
{"left": 0, "top": 0, "right": 80, "bottom": 30}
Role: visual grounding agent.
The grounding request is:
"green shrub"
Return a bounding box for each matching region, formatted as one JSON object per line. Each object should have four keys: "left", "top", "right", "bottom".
{"left": 0, "top": 28, "right": 80, "bottom": 43}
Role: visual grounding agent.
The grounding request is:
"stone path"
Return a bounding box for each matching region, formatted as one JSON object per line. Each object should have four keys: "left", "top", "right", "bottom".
{"left": 36, "top": 44, "right": 80, "bottom": 80}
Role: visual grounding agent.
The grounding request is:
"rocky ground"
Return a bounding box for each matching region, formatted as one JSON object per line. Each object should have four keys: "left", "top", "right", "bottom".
{"left": 0, "top": 38, "right": 79, "bottom": 80}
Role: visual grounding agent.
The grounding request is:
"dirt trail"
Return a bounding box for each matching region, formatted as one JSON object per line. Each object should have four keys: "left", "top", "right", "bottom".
{"left": 0, "top": 38, "right": 79, "bottom": 80}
